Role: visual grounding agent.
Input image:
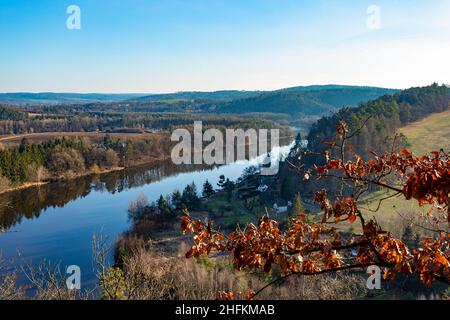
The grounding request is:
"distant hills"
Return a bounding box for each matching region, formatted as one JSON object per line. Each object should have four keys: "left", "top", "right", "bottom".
{"left": 0, "top": 93, "right": 147, "bottom": 105}
{"left": 130, "top": 85, "right": 398, "bottom": 114}
{"left": 0, "top": 91, "right": 261, "bottom": 105}
{"left": 129, "top": 90, "right": 263, "bottom": 102}
{"left": 0, "top": 86, "right": 397, "bottom": 113}
{"left": 0, "top": 85, "right": 401, "bottom": 128}
{"left": 214, "top": 86, "right": 398, "bottom": 116}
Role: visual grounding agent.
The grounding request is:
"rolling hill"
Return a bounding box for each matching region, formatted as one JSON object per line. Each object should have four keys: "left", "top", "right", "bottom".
{"left": 1, "top": 86, "right": 397, "bottom": 119}
{"left": 307, "top": 84, "right": 450, "bottom": 159}
{"left": 129, "top": 90, "right": 263, "bottom": 102}
{"left": 215, "top": 86, "right": 398, "bottom": 116}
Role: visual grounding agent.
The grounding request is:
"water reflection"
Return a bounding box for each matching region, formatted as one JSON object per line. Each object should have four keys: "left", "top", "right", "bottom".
{"left": 0, "top": 161, "right": 216, "bottom": 231}
{"left": 0, "top": 140, "right": 294, "bottom": 288}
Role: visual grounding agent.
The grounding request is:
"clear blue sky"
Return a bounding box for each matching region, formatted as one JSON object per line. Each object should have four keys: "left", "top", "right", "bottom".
{"left": 1, "top": 0, "right": 449, "bottom": 93}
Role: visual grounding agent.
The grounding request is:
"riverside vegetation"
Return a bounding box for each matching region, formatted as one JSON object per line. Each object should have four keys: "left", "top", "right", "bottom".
{"left": 0, "top": 84, "right": 399, "bottom": 193}
{"left": 0, "top": 134, "right": 171, "bottom": 193}
{"left": 115, "top": 84, "right": 450, "bottom": 300}
{"left": 0, "top": 84, "right": 448, "bottom": 300}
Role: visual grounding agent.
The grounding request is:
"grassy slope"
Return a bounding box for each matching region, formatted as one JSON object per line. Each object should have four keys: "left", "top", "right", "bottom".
{"left": 351, "top": 110, "right": 450, "bottom": 237}
{"left": 398, "top": 109, "right": 450, "bottom": 155}
{"left": 359, "top": 190, "right": 431, "bottom": 237}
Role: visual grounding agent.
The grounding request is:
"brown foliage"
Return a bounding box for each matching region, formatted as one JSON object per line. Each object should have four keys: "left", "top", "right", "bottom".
{"left": 181, "top": 119, "right": 450, "bottom": 299}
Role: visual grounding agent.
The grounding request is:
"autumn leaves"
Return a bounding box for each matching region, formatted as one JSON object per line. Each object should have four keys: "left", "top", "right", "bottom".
{"left": 181, "top": 119, "right": 449, "bottom": 299}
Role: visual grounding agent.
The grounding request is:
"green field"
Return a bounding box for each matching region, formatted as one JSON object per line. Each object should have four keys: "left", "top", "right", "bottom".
{"left": 360, "top": 190, "right": 432, "bottom": 237}
{"left": 398, "top": 109, "right": 450, "bottom": 155}
{"left": 351, "top": 110, "right": 450, "bottom": 238}
{"left": 329, "top": 111, "right": 450, "bottom": 238}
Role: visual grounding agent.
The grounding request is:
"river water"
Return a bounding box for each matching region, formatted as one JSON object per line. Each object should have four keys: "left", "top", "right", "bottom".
{"left": 0, "top": 142, "right": 293, "bottom": 289}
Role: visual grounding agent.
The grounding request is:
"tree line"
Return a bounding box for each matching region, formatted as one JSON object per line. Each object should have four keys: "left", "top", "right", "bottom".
{"left": 0, "top": 106, "right": 278, "bottom": 135}
{"left": 0, "top": 134, "right": 172, "bottom": 191}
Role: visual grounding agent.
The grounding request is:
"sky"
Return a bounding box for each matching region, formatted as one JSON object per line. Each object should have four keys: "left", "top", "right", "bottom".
{"left": 0, "top": 0, "right": 449, "bottom": 93}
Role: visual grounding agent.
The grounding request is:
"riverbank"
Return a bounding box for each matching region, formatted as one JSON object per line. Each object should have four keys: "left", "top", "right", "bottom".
{"left": 0, "top": 181, "right": 49, "bottom": 195}
{"left": 0, "top": 130, "right": 296, "bottom": 195}
{"left": 118, "top": 146, "right": 295, "bottom": 257}
{"left": 0, "top": 140, "right": 296, "bottom": 298}
{"left": 0, "top": 155, "right": 171, "bottom": 195}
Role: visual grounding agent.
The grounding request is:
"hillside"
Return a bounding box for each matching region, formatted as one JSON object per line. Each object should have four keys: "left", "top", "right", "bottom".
{"left": 280, "top": 84, "right": 397, "bottom": 93}
{"left": 1, "top": 86, "right": 396, "bottom": 119}
{"left": 130, "top": 90, "right": 263, "bottom": 102}
{"left": 398, "top": 109, "right": 450, "bottom": 155}
{"left": 218, "top": 91, "right": 333, "bottom": 115}
{"left": 214, "top": 86, "right": 398, "bottom": 116}
{"left": 307, "top": 84, "right": 450, "bottom": 160}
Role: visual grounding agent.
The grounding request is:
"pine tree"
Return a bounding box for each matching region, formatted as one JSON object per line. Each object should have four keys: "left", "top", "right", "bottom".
{"left": 413, "top": 233, "right": 421, "bottom": 249}
{"left": 171, "top": 190, "right": 183, "bottom": 210}
{"left": 19, "top": 138, "right": 29, "bottom": 153}
{"left": 157, "top": 195, "right": 173, "bottom": 217}
{"left": 202, "top": 180, "right": 215, "bottom": 197}
{"left": 224, "top": 179, "right": 235, "bottom": 200}
{"left": 182, "top": 183, "right": 200, "bottom": 210}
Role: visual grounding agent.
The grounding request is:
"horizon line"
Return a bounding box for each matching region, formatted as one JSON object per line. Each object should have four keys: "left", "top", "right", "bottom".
{"left": 0, "top": 83, "right": 410, "bottom": 95}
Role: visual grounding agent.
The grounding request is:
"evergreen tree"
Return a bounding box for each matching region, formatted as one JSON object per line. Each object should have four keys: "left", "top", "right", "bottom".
{"left": 240, "top": 166, "right": 258, "bottom": 181}
{"left": 182, "top": 183, "right": 200, "bottom": 210}
{"left": 19, "top": 138, "right": 29, "bottom": 153}
{"left": 157, "top": 195, "right": 173, "bottom": 217}
{"left": 202, "top": 180, "right": 215, "bottom": 197}
{"left": 224, "top": 179, "right": 235, "bottom": 200}
{"left": 281, "top": 175, "right": 296, "bottom": 201}
{"left": 171, "top": 190, "right": 183, "bottom": 210}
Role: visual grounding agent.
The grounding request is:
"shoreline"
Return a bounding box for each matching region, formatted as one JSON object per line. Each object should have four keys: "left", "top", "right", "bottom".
{"left": 0, "top": 156, "right": 170, "bottom": 195}
{"left": 0, "top": 181, "right": 50, "bottom": 195}
{"left": 0, "top": 133, "right": 296, "bottom": 195}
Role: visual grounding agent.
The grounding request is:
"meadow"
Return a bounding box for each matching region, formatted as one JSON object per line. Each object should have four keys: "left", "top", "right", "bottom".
{"left": 398, "top": 109, "right": 450, "bottom": 155}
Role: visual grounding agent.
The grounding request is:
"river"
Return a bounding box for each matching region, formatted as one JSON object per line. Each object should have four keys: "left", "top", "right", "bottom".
{"left": 0, "top": 141, "right": 294, "bottom": 289}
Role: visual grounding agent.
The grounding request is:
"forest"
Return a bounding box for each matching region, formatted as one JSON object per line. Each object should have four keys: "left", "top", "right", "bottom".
{"left": 275, "top": 84, "right": 450, "bottom": 203}
{"left": 0, "top": 134, "right": 172, "bottom": 192}
{"left": 0, "top": 109, "right": 279, "bottom": 135}
{"left": 0, "top": 85, "right": 396, "bottom": 135}
{"left": 307, "top": 83, "right": 450, "bottom": 161}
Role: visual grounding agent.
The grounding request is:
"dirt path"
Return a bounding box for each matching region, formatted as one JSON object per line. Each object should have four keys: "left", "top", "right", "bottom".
{"left": 0, "top": 133, "right": 43, "bottom": 141}
{"left": 0, "top": 131, "right": 166, "bottom": 147}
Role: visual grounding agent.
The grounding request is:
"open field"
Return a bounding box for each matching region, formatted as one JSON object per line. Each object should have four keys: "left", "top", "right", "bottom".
{"left": 320, "top": 189, "right": 436, "bottom": 241}
{"left": 359, "top": 190, "right": 431, "bottom": 237}
{"left": 398, "top": 109, "right": 450, "bottom": 155}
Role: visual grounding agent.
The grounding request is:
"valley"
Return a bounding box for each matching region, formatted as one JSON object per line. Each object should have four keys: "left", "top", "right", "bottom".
{"left": 0, "top": 84, "right": 448, "bottom": 301}
{"left": 2, "top": 0, "right": 450, "bottom": 308}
